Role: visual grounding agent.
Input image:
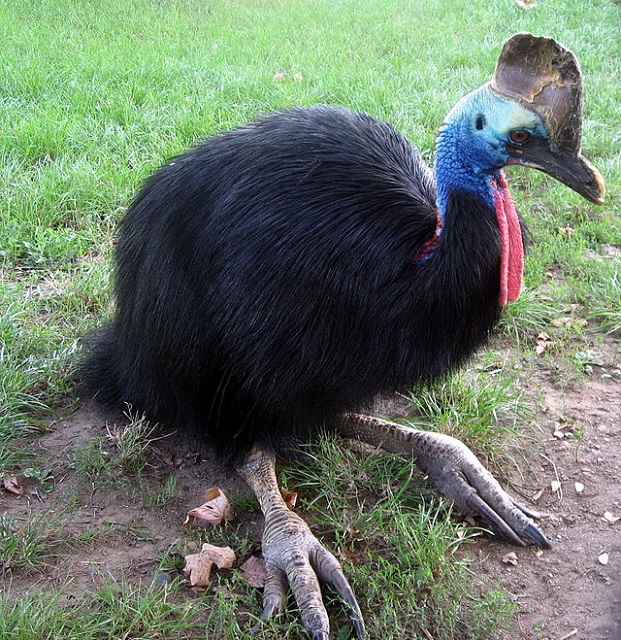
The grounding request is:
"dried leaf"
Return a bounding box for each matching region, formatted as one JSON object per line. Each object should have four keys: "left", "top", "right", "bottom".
{"left": 551, "top": 480, "right": 562, "bottom": 493}
{"left": 280, "top": 487, "right": 297, "bottom": 510}
{"left": 574, "top": 482, "right": 584, "bottom": 495}
{"left": 598, "top": 552, "right": 609, "bottom": 566}
{"left": 532, "top": 488, "right": 545, "bottom": 502}
{"left": 536, "top": 332, "right": 554, "bottom": 355}
{"left": 557, "top": 226, "right": 573, "bottom": 238}
{"left": 183, "top": 543, "right": 236, "bottom": 587}
{"left": 502, "top": 552, "right": 519, "bottom": 566}
{"left": 603, "top": 511, "right": 620, "bottom": 524}
{"left": 272, "top": 72, "right": 303, "bottom": 83}
{"left": 183, "top": 487, "right": 234, "bottom": 527}
{"left": 3, "top": 477, "right": 24, "bottom": 496}
{"left": 239, "top": 555, "right": 267, "bottom": 588}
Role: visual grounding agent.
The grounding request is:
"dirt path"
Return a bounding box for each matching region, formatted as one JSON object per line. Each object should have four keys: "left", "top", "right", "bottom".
{"left": 469, "top": 347, "right": 621, "bottom": 640}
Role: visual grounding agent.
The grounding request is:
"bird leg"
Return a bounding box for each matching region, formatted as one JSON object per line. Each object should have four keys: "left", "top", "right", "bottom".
{"left": 337, "top": 413, "right": 551, "bottom": 549}
{"left": 236, "top": 447, "right": 365, "bottom": 640}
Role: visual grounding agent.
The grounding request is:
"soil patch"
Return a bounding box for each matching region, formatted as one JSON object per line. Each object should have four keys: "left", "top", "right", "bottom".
{"left": 468, "top": 340, "right": 621, "bottom": 640}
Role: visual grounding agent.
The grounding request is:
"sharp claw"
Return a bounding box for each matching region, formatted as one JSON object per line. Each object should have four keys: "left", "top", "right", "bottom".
{"left": 260, "top": 601, "right": 279, "bottom": 621}
{"left": 467, "top": 492, "right": 526, "bottom": 547}
{"left": 310, "top": 545, "right": 366, "bottom": 638}
{"left": 524, "top": 522, "right": 552, "bottom": 550}
{"left": 261, "top": 566, "right": 288, "bottom": 620}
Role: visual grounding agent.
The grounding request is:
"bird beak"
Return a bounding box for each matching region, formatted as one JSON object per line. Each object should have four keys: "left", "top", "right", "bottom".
{"left": 492, "top": 32, "right": 606, "bottom": 204}
{"left": 517, "top": 137, "right": 606, "bottom": 205}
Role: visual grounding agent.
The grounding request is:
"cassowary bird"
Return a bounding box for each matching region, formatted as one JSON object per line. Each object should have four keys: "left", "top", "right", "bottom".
{"left": 83, "top": 33, "right": 604, "bottom": 638}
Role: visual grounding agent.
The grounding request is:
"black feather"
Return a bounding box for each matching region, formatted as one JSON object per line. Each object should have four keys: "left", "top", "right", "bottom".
{"left": 82, "top": 106, "right": 502, "bottom": 460}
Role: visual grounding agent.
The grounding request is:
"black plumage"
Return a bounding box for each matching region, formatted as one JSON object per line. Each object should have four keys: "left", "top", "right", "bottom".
{"left": 84, "top": 106, "right": 502, "bottom": 459}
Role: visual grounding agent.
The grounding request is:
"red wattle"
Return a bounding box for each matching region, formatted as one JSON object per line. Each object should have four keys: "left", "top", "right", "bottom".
{"left": 493, "top": 172, "right": 523, "bottom": 306}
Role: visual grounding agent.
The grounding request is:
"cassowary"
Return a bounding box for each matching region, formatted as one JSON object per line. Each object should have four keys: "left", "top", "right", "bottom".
{"left": 83, "top": 33, "right": 605, "bottom": 639}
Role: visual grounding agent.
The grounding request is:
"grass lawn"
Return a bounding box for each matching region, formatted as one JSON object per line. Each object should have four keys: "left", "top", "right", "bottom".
{"left": 0, "top": 0, "right": 619, "bottom": 638}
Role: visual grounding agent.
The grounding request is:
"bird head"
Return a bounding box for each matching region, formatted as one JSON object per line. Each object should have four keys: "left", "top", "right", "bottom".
{"left": 440, "top": 33, "right": 605, "bottom": 205}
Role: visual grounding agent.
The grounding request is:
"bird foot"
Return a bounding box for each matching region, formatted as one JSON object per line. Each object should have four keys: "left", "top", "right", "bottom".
{"left": 416, "top": 430, "right": 551, "bottom": 548}
{"left": 238, "top": 449, "right": 365, "bottom": 639}
{"left": 338, "top": 413, "right": 551, "bottom": 549}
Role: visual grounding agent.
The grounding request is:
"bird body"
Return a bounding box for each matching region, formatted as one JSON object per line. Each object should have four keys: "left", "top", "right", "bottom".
{"left": 86, "top": 104, "right": 504, "bottom": 458}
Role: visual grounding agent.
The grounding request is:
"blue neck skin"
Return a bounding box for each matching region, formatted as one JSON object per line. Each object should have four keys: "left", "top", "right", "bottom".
{"left": 434, "top": 84, "right": 547, "bottom": 220}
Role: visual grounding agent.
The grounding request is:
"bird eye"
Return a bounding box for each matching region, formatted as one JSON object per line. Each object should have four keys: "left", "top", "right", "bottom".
{"left": 509, "top": 129, "right": 530, "bottom": 144}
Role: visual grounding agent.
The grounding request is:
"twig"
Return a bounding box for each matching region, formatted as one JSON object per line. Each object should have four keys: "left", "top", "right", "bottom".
{"left": 539, "top": 452, "right": 563, "bottom": 502}
{"left": 558, "top": 630, "right": 578, "bottom": 640}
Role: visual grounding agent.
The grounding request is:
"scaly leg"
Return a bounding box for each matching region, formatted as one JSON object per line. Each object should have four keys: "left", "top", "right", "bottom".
{"left": 337, "top": 413, "right": 550, "bottom": 549}
{"left": 237, "top": 448, "right": 365, "bottom": 640}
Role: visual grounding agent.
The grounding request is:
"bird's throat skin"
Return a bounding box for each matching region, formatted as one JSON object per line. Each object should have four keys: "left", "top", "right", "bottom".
{"left": 491, "top": 172, "right": 524, "bottom": 305}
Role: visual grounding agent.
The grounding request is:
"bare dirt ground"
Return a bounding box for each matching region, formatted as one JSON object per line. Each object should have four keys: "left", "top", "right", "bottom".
{"left": 470, "top": 338, "right": 621, "bottom": 640}
{"left": 1, "top": 339, "right": 620, "bottom": 639}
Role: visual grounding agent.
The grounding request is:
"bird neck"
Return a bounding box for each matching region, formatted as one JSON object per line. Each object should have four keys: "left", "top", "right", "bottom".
{"left": 430, "top": 121, "right": 524, "bottom": 306}
{"left": 434, "top": 117, "right": 497, "bottom": 217}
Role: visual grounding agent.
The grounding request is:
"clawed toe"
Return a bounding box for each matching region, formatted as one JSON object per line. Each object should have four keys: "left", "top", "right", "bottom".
{"left": 238, "top": 449, "right": 366, "bottom": 639}
{"left": 523, "top": 522, "right": 551, "bottom": 550}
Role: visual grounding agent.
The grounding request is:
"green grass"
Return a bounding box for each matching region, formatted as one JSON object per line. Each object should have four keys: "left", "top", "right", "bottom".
{"left": 0, "top": 511, "right": 65, "bottom": 573}
{"left": 0, "top": 580, "right": 200, "bottom": 640}
{"left": 0, "top": 0, "right": 619, "bottom": 638}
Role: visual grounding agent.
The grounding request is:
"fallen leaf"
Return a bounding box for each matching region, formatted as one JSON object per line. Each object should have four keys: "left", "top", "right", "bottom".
{"left": 280, "top": 487, "right": 298, "bottom": 510}
{"left": 550, "top": 480, "right": 562, "bottom": 493}
{"left": 598, "top": 552, "right": 609, "bottom": 566}
{"left": 239, "top": 555, "right": 267, "bottom": 588}
{"left": 502, "top": 552, "right": 519, "bottom": 566}
{"left": 3, "top": 477, "right": 24, "bottom": 496}
{"left": 550, "top": 316, "right": 573, "bottom": 327}
{"left": 532, "top": 488, "right": 545, "bottom": 502}
{"left": 535, "top": 332, "right": 554, "bottom": 355}
{"left": 574, "top": 482, "right": 584, "bottom": 495}
{"left": 272, "top": 72, "right": 303, "bottom": 83}
{"left": 183, "top": 543, "right": 236, "bottom": 587}
{"left": 183, "top": 487, "right": 234, "bottom": 526}
{"left": 557, "top": 226, "right": 573, "bottom": 238}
